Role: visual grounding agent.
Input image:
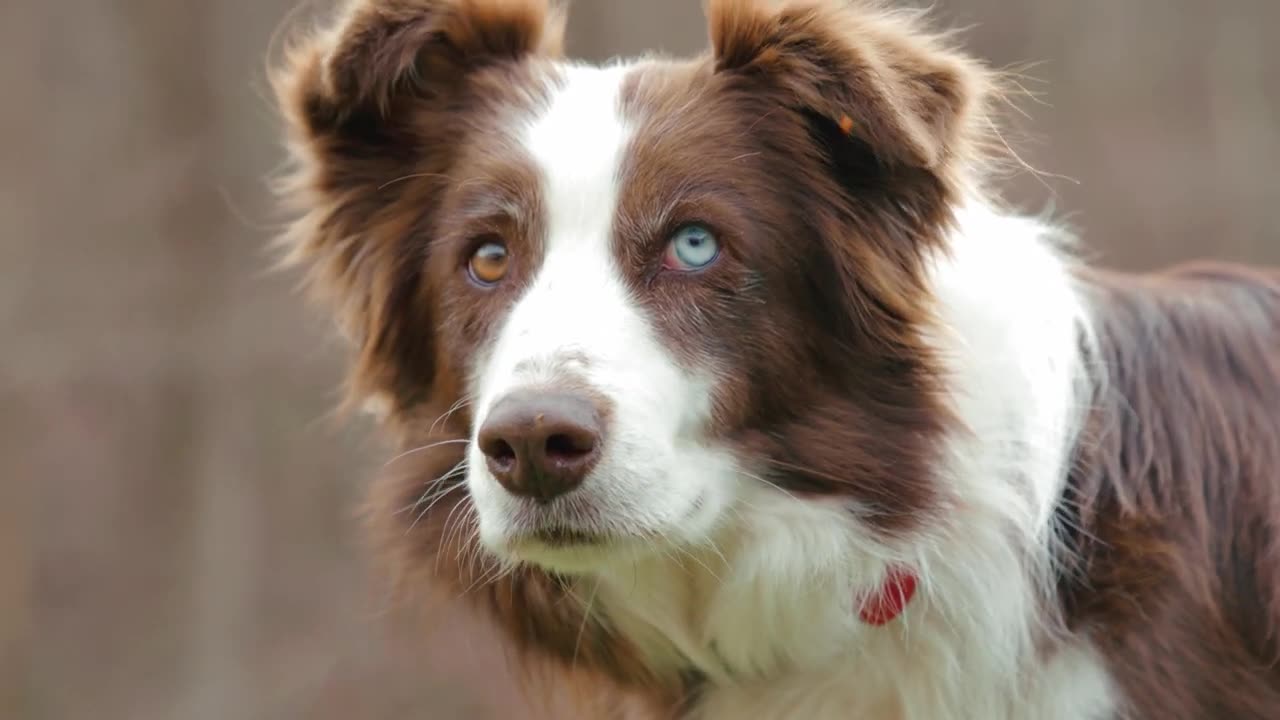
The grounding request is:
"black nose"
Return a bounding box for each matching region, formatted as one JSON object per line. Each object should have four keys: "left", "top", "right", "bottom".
{"left": 477, "top": 390, "right": 607, "bottom": 503}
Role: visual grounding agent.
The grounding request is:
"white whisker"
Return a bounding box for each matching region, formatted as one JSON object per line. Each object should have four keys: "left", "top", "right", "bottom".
{"left": 383, "top": 439, "right": 470, "bottom": 468}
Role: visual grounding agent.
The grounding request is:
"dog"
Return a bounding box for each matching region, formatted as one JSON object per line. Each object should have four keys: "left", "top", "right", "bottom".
{"left": 271, "top": 0, "right": 1280, "bottom": 717}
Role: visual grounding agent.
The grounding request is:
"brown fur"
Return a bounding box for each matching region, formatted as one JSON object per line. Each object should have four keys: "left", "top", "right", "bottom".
{"left": 1059, "top": 263, "right": 1280, "bottom": 719}
{"left": 272, "top": 0, "right": 565, "bottom": 410}
{"left": 707, "top": 0, "right": 990, "bottom": 172}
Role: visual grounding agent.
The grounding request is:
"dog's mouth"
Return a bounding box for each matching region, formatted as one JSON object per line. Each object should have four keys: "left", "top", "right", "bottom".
{"left": 481, "top": 484, "right": 708, "bottom": 572}
{"left": 531, "top": 526, "right": 607, "bottom": 547}
{"left": 502, "top": 527, "right": 623, "bottom": 573}
{"left": 495, "top": 491, "right": 618, "bottom": 551}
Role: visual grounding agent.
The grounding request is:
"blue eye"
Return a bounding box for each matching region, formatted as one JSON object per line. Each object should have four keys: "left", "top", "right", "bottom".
{"left": 664, "top": 224, "right": 720, "bottom": 271}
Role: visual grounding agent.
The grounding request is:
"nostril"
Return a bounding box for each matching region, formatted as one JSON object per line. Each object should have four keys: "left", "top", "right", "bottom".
{"left": 545, "top": 432, "right": 595, "bottom": 461}
{"left": 481, "top": 438, "right": 517, "bottom": 470}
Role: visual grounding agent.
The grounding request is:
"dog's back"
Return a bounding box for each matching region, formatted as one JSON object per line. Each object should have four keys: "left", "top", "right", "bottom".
{"left": 1062, "top": 262, "right": 1280, "bottom": 717}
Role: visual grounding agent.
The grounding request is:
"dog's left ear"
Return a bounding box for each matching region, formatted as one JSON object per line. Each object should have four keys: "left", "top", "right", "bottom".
{"left": 707, "top": 0, "right": 988, "bottom": 171}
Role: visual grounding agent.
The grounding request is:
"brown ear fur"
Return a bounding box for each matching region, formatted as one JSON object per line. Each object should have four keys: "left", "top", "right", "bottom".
{"left": 707, "top": 0, "right": 989, "bottom": 172}
{"left": 271, "top": 0, "right": 564, "bottom": 408}
{"left": 301, "top": 0, "right": 566, "bottom": 126}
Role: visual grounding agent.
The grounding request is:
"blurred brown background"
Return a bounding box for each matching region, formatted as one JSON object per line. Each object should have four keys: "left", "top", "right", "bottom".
{"left": 4, "top": 0, "right": 1277, "bottom": 718}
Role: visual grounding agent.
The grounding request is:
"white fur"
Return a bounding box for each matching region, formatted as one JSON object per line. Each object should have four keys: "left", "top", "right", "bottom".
{"left": 464, "top": 62, "right": 1120, "bottom": 719}
{"left": 466, "top": 63, "right": 739, "bottom": 570}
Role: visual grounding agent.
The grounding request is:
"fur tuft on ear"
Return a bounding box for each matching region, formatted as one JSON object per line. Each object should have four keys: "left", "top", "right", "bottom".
{"left": 286, "top": 0, "right": 565, "bottom": 127}
{"left": 707, "top": 0, "right": 990, "bottom": 171}
{"left": 270, "top": 0, "right": 564, "bottom": 411}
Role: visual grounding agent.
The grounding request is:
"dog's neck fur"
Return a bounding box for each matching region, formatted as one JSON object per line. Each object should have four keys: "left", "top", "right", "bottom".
{"left": 567, "top": 199, "right": 1118, "bottom": 720}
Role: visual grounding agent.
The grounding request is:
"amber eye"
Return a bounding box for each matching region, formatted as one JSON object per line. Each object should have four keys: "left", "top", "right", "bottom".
{"left": 468, "top": 241, "right": 510, "bottom": 285}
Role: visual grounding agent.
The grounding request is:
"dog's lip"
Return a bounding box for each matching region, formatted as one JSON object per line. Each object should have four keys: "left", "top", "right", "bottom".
{"left": 527, "top": 526, "right": 608, "bottom": 547}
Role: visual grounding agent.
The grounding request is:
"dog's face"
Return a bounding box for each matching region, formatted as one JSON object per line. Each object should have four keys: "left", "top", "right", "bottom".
{"left": 276, "top": 0, "right": 989, "bottom": 577}
{"left": 459, "top": 65, "right": 747, "bottom": 572}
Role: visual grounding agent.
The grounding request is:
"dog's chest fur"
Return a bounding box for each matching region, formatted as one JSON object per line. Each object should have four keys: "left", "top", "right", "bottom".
{"left": 589, "top": 500, "right": 1117, "bottom": 720}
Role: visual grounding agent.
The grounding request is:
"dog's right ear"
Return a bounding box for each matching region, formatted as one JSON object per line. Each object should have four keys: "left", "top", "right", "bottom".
{"left": 272, "top": 0, "right": 565, "bottom": 410}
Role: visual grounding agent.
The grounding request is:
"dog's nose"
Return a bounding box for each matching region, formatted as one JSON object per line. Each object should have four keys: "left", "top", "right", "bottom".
{"left": 477, "top": 390, "right": 606, "bottom": 502}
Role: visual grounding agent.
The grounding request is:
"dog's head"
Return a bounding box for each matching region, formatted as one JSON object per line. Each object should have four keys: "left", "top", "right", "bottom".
{"left": 275, "top": 0, "right": 994, "bottom": 577}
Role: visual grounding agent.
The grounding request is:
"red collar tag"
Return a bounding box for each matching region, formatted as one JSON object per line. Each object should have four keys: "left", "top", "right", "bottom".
{"left": 857, "top": 567, "right": 918, "bottom": 626}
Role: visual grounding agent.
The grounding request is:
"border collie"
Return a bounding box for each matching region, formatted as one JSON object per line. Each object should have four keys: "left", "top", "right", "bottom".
{"left": 271, "top": 0, "right": 1280, "bottom": 717}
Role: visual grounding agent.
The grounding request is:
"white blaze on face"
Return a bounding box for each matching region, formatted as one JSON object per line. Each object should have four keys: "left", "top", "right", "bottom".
{"left": 465, "top": 62, "right": 737, "bottom": 566}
